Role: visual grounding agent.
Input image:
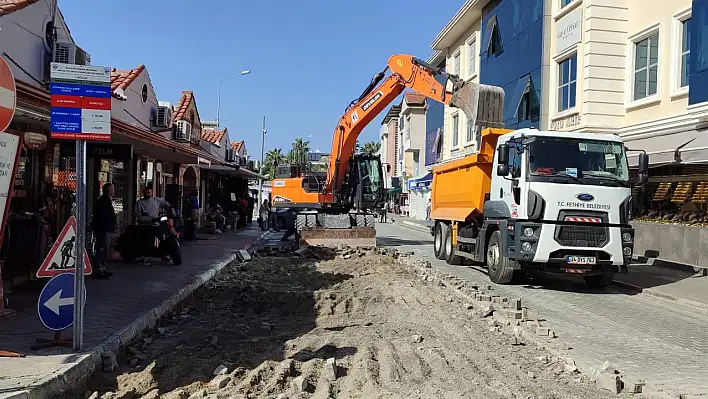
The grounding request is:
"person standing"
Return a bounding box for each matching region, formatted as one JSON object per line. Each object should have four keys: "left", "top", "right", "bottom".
{"left": 92, "top": 183, "right": 115, "bottom": 278}
{"left": 426, "top": 198, "right": 432, "bottom": 220}
{"left": 259, "top": 199, "right": 270, "bottom": 231}
{"left": 246, "top": 194, "right": 255, "bottom": 224}
{"left": 380, "top": 201, "right": 388, "bottom": 223}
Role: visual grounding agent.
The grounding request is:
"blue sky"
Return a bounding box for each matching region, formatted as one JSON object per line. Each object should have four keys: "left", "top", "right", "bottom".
{"left": 60, "top": 0, "right": 459, "bottom": 156}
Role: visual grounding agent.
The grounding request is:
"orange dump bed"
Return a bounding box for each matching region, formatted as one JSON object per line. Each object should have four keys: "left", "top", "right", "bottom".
{"left": 431, "top": 128, "right": 511, "bottom": 222}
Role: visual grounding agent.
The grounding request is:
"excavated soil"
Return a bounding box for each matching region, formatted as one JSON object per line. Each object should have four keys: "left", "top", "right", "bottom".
{"left": 75, "top": 247, "right": 633, "bottom": 399}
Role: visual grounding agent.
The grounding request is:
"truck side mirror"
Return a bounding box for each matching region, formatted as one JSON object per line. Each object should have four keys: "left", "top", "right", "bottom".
{"left": 496, "top": 144, "right": 509, "bottom": 176}
{"left": 638, "top": 153, "right": 649, "bottom": 184}
{"left": 386, "top": 164, "right": 391, "bottom": 173}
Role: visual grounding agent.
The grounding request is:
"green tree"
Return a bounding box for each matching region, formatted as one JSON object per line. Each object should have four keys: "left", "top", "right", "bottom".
{"left": 362, "top": 141, "right": 381, "bottom": 156}
{"left": 264, "top": 148, "right": 286, "bottom": 179}
{"left": 288, "top": 138, "right": 311, "bottom": 167}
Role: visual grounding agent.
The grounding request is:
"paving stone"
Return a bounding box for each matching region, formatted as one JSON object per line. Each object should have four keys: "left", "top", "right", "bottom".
{"left": 597, "top": 373, "right": 622, "bottom": 394}
{"left": 325, "top": 357, "right": 337, "bottom": 380}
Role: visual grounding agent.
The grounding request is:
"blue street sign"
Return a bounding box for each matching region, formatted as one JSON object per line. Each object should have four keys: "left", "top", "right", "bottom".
{"left": 50, "top": 83, "right": 111, "bottom": 98}
{"left": 37, "top": 273, "right": 87, "bottom": 331}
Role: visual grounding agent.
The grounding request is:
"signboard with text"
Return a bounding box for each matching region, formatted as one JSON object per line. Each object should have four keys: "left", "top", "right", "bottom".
{"left": 555, "top": 7, "right": 582, "bottom": 55}
{"left": 50, "top": 63, "right": 111, "bottom": 141}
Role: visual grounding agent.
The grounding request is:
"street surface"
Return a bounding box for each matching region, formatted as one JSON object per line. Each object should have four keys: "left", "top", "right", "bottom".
{"left": 376, "top": 222, "right": 708, "bottom": 398}
{"left": 79, "top": 246, "right": 627, "bottom": 399}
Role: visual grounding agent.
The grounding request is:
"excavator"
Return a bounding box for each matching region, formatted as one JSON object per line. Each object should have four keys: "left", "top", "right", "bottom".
{"left": 271, "top": 54, "right": 503, "bottom": 247}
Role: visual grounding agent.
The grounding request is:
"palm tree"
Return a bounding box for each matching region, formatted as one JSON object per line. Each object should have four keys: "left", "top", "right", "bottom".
{"left": 264, "top": 148, "right": 286, "bottom": 179}
{"left": 362, "top": 141, "right": 381, "bottom": 156}
{"left": 289, "top": 138, "right": 311, "bottom": 167}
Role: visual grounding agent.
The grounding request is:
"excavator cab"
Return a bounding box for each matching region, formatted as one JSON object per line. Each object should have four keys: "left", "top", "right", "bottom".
{"left": 343, "top": 154, "right": 386, "bottom": 211}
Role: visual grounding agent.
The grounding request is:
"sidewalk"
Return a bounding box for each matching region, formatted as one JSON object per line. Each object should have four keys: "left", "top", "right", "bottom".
{"left": 0, "top": 225, "right": 270, "bottom": 399}
{"left": 393, "top": 217, "right": 708, "bottom": 310}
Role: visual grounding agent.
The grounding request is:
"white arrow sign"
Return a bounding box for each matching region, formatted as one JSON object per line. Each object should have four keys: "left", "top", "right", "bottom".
{"left": 44, "top": 289, "right": 73, "bottom": 315}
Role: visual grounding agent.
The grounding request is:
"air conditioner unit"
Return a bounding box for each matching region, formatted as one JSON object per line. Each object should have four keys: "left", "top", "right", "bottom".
{"left": 155, "top": 105, "right": 173, "bottom": 128}
{"left": 226, "top": 148, "right": 236, "bottom": 162}
{"left": 54, "top": 42, "right": 91, "bottom": 65}
{"left": 174, "top": 120, "right": 192, "bottom": 142}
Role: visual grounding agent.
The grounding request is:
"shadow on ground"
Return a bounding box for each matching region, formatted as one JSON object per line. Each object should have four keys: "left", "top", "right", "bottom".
{"left": 70, "top": 249, "right": 351, "bottom": 398}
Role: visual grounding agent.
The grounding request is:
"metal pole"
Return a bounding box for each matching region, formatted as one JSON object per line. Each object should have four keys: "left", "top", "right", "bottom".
{"left": 216, "top": 79, "right": 222, "bottom": 129}
{"left": 257, "top": 116, "right": 266, "bottom": 216}
{"left": 73, "top": 139, "right": 86, "bottom": 351}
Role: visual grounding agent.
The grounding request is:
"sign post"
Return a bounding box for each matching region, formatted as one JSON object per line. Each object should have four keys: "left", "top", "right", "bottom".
{"left": 50, "top": 62, "right": 111, "bottom": 351}
{"left": 0, "top": 56, "right": 19, "bottom": 320}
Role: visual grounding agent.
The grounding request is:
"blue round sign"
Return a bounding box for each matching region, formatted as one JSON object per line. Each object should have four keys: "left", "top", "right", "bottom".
{"left": 37, "top": 273, "right": 87, "bottom": 331}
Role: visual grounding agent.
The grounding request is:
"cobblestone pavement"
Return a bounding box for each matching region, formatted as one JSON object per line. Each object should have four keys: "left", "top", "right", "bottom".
{"left": 376, "top": 222, "right": 708, "bottom": 398}
{"left": 0, "top": 225, "right": 266, "bottom": 398}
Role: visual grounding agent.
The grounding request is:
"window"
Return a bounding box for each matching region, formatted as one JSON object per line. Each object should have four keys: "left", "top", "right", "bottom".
{"left": 680, "top": 19, "right": 691, "bottom": 88}
{"left": 141, "top": 84, "right": 148, "bottom": 103}
{"left": 633, "top": 33, "right": 660, "bottom": 101}
{"left": 452, "top": 114, "right": 459, "bottom": 147}
{"left": 560, "top": 0, "right": 573, "bottom": 8}
{"left": 558, "top": 54, "right": 577, "bottom": 112}
{"left": 486, "top": 15, "right": 503, "bottom": 56}
{"left": 467, "top": 39, "right": 476, "bottom": 77}
{"left": 453, "top": 51, "right": 461, "bottom": 75}
{"left": 517, "top": 78, "right": 540, "bottom": 122}
{"left": 466, "top": 119, "right": 474, "bottom": 142}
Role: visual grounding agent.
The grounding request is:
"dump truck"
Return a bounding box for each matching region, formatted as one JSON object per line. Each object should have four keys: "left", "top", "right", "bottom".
{"left": 431, "top": 127, "right": 649, "bottom": 287}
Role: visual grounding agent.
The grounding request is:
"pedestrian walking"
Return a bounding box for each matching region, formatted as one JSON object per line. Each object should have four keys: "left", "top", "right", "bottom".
{"left": 91, "top": 183, "right": 116, "bottom": 278}
{"left": 380, "top": 202, "right": 388, "bottom": 223}
{"left": 426, "top": 198, "right": 432, "bottom": 220}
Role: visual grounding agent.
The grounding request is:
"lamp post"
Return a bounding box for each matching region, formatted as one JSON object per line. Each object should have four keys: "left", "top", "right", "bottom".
{"left": 216, "top": 69, "right": 250, "bottom": 129}
{"left": 257, "top": 116, "right": 266, "bottom": 218}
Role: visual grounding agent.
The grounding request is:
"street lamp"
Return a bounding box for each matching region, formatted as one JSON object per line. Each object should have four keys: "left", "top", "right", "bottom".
{"left": 216, "top": 69, "right": 251, "bottom": 129}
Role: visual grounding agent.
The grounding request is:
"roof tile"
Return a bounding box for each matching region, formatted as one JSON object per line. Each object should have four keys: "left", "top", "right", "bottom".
{"left": 202, "top": 127, "right": 226, "bottom": 144}
{"left": 0, "top": 0, "right": 40, "bottom": 17}
{"left": 231, "top": 141, "right": 244, "bottom": 152}
{"left": 110, "top": 64, "right": 145, "bottom": 96}
{"left": 173, "top": 91, "right": 194, "bottom": 122}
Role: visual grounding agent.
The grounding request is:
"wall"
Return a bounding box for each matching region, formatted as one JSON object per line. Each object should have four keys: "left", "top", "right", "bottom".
{"left": 0, "top": 3, "right": 73, "bottom": 87}
{"left": 386, "top": 118, "right": 398, "bottom": 175}
{"left": 443, "top": 21, "right": 482, "bottom": 160}
{"left": 426, "top": 70, "right": 446, "bottom": 166}
{"left": 480, "top": 0, "right": 545, "bottom": 131}
{"left": 623, "top": 0, "right": 691, "bottom": 127}
{"left": 111, "top": 69, "right": 159, "bottom": 132}
{"left": 689, "top": 0, "right": 708, "bottom": 105}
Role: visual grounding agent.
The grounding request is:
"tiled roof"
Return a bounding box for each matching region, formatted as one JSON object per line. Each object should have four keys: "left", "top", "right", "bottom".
{"left": 173, "top": 91, "right": 194, "bottom": 122}
{"left": 404, "top": 92, "right": 426, "bottom": 106}
{"left": 231, "top": 141, "right": 244, "bottom": 152}
{"left": 0, "top": 0, "right": 40, "bottom": 17}
{"left": 110, "top": 64, "right": 145, "bottom": 95}
{"left": 202, "top": 127, "right": 226, "bottom": 144}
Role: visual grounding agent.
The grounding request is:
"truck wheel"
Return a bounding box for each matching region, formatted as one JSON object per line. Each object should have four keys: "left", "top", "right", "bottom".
{"left": 434, "top": 223, "right": 447, "bottom": 260}
{"left": 444, "top": 226, "right": 463, "bottom": 265}
{"left": 487, "top": 230, "right": 515, "bottom": 284}
{"left": 295, "top": 214, "right": 306, "bottom": 232}
{"left": 584, "top": 270, "right": 614, "bottom": 288}
{"left": 364, "top": 215, "right": 375, "bottom": 227}
{"left": 305, "top": 214, "right": 316, "bottom": 228}
{"left": 355, "top": 215, "right": 365, "bottom": 227}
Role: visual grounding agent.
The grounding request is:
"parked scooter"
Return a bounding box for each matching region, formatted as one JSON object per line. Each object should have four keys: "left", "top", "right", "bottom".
{"left": 115, "top": 212, "right": 182, "bottom": 265}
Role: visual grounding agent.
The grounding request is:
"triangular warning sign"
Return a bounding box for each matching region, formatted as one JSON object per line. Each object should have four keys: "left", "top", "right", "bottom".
{"left": 36, "top": 216, "right": 92, "bottom": 278}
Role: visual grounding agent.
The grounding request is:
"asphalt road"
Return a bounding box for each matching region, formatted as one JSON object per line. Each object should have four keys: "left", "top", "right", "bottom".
{"left": 376, "top": 221, "right": 708, "bottom": 398}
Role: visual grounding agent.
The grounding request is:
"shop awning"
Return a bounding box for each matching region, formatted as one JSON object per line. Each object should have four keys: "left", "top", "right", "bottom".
{"left": 624, "top": 130, "right": 701, "bottom": 167}
{"left": 407, "top": 172, "right": 433, "bottom": 191}
{"left": 201, "top": 163, "right": 266, "bottom": 179}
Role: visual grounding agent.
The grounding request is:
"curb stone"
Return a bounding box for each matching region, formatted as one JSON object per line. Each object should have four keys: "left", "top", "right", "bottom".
{"left": 393, "top": 252, "right": 675, "bottom": 399}
{"left": 3, "top": 229, "right": 272, "bottom": 399}
{"left": 611, "top": 279, "right": 708, "bottom": 313}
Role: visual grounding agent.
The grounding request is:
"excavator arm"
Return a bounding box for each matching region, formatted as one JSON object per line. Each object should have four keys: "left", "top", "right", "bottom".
{"left": 326, "top": 54, "right": 463, "bottom": 196}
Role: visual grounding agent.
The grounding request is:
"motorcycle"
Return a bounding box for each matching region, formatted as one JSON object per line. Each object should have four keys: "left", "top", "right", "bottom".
{"left": 115, "top": 212, "right": 182, "bottom": 265}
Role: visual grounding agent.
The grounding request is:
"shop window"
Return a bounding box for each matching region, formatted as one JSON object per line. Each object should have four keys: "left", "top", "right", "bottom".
{"left": 558, "top": 54, "right": 577, "bottom": 112}
{"left": 633, "top": 32, "right": 660, "bottom": 101}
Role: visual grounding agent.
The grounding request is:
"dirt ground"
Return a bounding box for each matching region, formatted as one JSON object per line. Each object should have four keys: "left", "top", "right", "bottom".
{"left": 76, "top": 246, "right": 632, "bottom": 399}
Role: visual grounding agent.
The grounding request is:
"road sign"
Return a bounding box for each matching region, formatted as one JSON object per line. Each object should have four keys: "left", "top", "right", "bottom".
{"left": 49, "top": 63, "right": 111, "bottom": 141}
{"left": 37, "top": 273, "right": 86, "bottom": 331}
{"left": 0, "top": 57, "right": 16, "bottom": 133}
{"left": 36, "top": 216, "right": 92, "bottom": 278}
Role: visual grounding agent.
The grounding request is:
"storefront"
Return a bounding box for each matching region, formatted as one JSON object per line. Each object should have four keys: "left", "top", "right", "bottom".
{"left": 407, "top": 172, "right": 432, "bottom": 220}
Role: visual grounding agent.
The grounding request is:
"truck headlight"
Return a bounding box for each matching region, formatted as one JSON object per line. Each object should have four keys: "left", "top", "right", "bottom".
{"left": 623, "top": 246, "right": 632, "bottom": 256}
{"left": 522, "top": 242, "right": 532, "bottom": 252}
{"left": 523, "top": 227, "right": 534, "bottom": 237}
{"left": 622, "top": 232, "right": 632, "bottom": 243}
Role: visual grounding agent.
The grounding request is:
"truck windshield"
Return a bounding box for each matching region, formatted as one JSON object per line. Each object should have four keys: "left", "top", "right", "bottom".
{"left": 527, "top": 137, "right": 629, "bottom": 184}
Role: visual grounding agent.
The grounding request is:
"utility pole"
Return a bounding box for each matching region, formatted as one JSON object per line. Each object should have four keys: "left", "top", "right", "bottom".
{"left": 257, "top": 116, "right": 266, "bottom": 217}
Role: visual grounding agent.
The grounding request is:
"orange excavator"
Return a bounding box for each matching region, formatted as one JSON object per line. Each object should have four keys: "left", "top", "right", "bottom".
{"left": 271, "top": 54, "right": 466, "bottom": 247}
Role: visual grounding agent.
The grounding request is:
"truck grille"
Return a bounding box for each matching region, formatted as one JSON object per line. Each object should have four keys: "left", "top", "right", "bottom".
{"left": 555, "top": 225, "right": 608, "bottom": 248}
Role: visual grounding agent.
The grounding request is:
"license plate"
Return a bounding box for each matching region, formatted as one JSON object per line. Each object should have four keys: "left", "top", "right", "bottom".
{"left": 566, "top": 256, "right": 596, "bottom": 265}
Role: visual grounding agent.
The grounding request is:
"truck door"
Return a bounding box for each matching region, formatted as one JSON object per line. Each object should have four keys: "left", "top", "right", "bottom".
{"left": 490, "top": 139, "right": 524, "bottom": 219}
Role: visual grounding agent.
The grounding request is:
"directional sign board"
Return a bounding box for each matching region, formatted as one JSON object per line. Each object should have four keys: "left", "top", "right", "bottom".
{"left": 37, "top": 273, "right": 86, "bottom": 331}
{"left": 50, "top": 63, "right": 111, "bottom": 141}
{"left": 0, "top": 57, "right": 16, "bottom": 132}
{"left": 36, "top": 216, "right": 92, "bottom": 278}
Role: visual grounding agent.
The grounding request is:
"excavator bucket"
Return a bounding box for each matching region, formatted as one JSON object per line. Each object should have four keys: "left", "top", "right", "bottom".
{"left": 450, "top": 82, "right": 506, "bottom": 131}
{"left": 294, "top": 214, "right": 377, "bottom": 248}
